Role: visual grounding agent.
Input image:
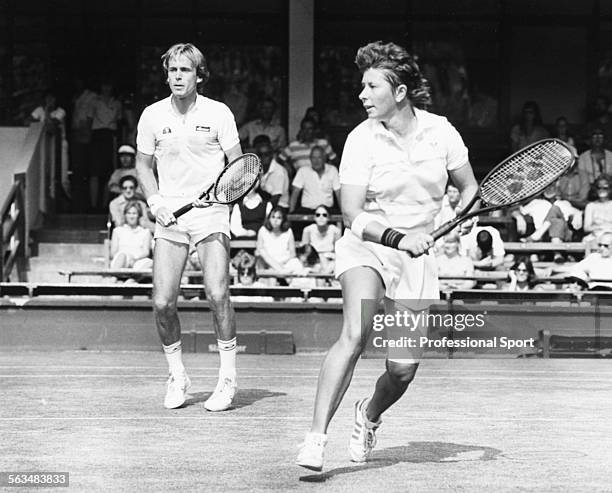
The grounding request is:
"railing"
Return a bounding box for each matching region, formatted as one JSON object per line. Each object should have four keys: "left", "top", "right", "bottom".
{"left": 0, "top": 178, "right": 26, "bottom": 281}
{"left": 0, "top": 122, "right": 60, "bottom": 280}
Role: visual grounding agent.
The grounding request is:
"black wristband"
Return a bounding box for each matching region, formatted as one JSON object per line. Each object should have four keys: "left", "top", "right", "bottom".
{"left": 381, "top": 228, "right": 406, "bottom": 249}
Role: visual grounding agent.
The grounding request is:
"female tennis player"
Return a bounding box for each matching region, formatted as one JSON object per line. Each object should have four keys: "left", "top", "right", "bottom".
{"left": 297, "top": 41, "right": 479, "bottom": 471}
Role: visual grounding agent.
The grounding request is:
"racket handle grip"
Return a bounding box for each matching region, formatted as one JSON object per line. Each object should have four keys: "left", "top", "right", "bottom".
{"left": 173, "top": 202, "right": 194, "bottom": 219}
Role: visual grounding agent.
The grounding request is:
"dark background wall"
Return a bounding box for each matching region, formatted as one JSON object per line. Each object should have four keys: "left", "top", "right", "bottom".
{"left": 1, "top": 0, "right": 611, "bottom": 175}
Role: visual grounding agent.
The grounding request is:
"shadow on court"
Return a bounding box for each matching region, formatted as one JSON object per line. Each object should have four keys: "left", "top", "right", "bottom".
{"left": 184, "top": 388, "right": 286, "bottom": 409}
{"left": 299, "top": 441, "right": 502, "bottom": 483}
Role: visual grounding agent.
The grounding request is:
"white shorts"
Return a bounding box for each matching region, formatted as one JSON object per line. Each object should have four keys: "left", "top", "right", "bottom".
{"left": 154, "top": 197, "right": 230, "bottom": 246}
{"left": 334, "top": 230, "right": 440, "bottom": 300}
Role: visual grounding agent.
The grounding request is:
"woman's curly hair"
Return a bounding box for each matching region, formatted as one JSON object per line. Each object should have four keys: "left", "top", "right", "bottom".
{"left": 355, "top": 41, "right": 432, "bottom": 109}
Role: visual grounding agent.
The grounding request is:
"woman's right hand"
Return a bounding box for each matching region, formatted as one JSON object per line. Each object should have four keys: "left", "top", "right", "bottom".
{"left": 397, "top": 233, "right": 434, "bottom": 257}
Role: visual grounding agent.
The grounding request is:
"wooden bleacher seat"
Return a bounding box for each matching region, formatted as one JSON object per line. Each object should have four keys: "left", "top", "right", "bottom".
{"left": 503, "top": 242, "right": 586, "bottom": 254}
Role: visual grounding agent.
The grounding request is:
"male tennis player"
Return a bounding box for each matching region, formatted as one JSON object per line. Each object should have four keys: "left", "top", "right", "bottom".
{"left": 135, "top": 43, "right": 242, "bottom": 411}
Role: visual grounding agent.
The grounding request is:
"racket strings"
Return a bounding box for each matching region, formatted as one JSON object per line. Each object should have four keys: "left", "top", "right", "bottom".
{"left": 214, "top": 154, "right": 261, "bottom": 203}
{"left": 481, "top": 141, "right": 573, "bottom": 206}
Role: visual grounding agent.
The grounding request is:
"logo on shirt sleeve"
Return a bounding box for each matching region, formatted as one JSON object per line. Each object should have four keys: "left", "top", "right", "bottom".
{"left": 162, "top": 127, "right": 172, "bottom": 134}
{"left": 196, "top": 125, "right": 211, "bottom": 132}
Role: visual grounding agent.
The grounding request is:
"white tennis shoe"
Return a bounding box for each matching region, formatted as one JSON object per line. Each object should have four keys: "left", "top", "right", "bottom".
{"left": 296, "top": 433, "right": 328, "bottom": 471}
{"left": 204, "top": 371, "right": 237, "bottom": 412}
{"left": 349, "top": 398, "right": 381, "bottom": 463}
{"left": 164, "top": 371, "right": 191, "bottom": 409}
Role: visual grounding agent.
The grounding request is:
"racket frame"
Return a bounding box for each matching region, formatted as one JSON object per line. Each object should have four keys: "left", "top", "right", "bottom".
{"left": 431, "top": 138, "right": 577, "bottom": 240}
{"left": 173, "top": 153, "right": 262, "bottom": 218}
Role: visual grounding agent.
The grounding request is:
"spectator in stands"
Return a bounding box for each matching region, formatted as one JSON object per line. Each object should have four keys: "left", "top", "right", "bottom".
{"left": 505, "top": 256, "right": 538, "bottom": 291}
{"left": 117, "top": 91, "right": 137, "bottom": 147}
{"left": 255, "top": 135, "right": 289, "bottom": 209}
{"left": 289, "top": 244, "right": 324, "bottom": 288}
{"left": 556, "top": 161, "right": 586, "bottom": 209}
{"left": 551, "top": 182, "right": 583, "bottom": 241}
{"left": 90, "top": 80, "right": 122, "bottom": 211}
{"left": 70, "top": 79, "right": 96, "bottom": 209}
{"left": 289, "top": 146, "right": 341, "bottom": 214}
{"left": 110, "top": 200, "right": 153, "bottom": 271}
{"left": 230, "top": 183, "right": 272, "bottom": 239}
{"left": 222, "top": 75, "right": 249, "bottom": 127}
{"left": 583, "top": 175, "right": 612, "bottom": 245}
{"left": 30, "top": 91, "right": 70, "bottom": 198}
{"left": 230, "top": 265, "right": 274, "bottom": 302}
{"left": 437, "top": 234, "right": 476, "bottom": 290}
{"left": 569, "top": 231, "right": 612, "bottom": 290}
{"left": 303, "top": 106, "right": 328, "bottom": 139}
{"left": 107, "top": 145, "right": 141, "bottom": 198}
{"left": 460, "top": 226, "right": 505, "bottom": 270}
{"left": 256, "top": 206, "right": 301, "bottom": 274}
{"left": 234, "top": 265, "right": 264, "bottom": 288}
{"left": 301, "top": 205, "right": 341, "bottom": 274}
{"left": 30, "top": 91, "right": 66, "bottom": 124}
{"left": 434, "top": 182, "right": 462, "bottom": 229}
{"left": 510, "top": 101, "right": 549, "bottom": 152}
{"left": 109, "top": 175, "right": 155, "bottom": 233}
{"left": 577, "top": 128, "right": 612, "bottom": 198}
{"left": 278, "top": 117, "right": 337, "bottom": 175}
{"left": 323, "top": 89, "right": 364, "bottom": 129}
{"left": 512, "top": 185, "right": 570, "bottom": 244}
{"left": 553, "top": 116, "right": 576, "bottom": 149}
{"left": 585, "top": 95, "right": 612, "bottom": 151}
{"left": 239, "top": 97, "right": 286, "bottom": 151}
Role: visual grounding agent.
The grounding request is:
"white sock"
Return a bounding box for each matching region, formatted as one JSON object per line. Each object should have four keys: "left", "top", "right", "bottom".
{"left": 305, "top": 432, "right": 327, "bottom": 444}
{"left": 217, "top": 337, "right": 237, "bottom": 377}
{"left": 163, "top": 340, "right": 185, "bottom": 376}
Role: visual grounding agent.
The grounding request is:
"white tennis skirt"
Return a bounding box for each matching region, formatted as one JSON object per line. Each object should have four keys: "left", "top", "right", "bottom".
{"left": 334, "top": 229, "right": 440, "bottom": 300}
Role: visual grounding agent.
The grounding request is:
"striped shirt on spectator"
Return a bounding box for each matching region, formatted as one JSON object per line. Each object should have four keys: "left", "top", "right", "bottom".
{"left": 280, "top": 138, "right": 336, "bottom": 172}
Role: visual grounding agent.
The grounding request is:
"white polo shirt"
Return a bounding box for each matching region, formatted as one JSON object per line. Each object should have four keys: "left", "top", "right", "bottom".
{"left": 137, "top": 95, "right": 239, "bottom": 198}
{"left": 292, "top": 164, "right": 340, "bottom": 209}
{"left": 339, "top": 108, "right": 468, "bottom": 231}
{"left": 260, "top": 159, "right": 290, "bottom": 208}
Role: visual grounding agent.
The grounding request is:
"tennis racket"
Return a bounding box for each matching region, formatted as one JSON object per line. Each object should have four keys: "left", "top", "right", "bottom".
{"left": 173, "top": 153, "right": 262, "bottom": 218}
{"left": 431, "top": 138, "right": 576, "bottom": 240}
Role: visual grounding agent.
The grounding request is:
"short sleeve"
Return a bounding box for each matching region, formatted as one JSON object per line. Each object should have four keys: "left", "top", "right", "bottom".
{"left": 443, "top": 120, "right": 469, "bottom": 171}
{"left": 136, "top": 107, "right": 156, "bottom": 155}
{"left": 292, "top": 167, "right": 306, "bottom": 188}
{"left": 339, "top": 127, "right": 371, "bottom": 186}
{"left": 217, "top": 104, "right": 240, "bottom": 151}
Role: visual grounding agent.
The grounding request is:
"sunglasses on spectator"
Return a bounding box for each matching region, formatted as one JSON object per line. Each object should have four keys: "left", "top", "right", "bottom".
{"left": 122, "top": 185, "right": 135, "bottom": 190}
{"left": 315, "top": 212, "right": 328, "bottom": 217}
{"left": 599, "top": 243, "right": 611, "bottom": 248}
{"left": 597, "top": 185, "right": 609, "bottom": 190}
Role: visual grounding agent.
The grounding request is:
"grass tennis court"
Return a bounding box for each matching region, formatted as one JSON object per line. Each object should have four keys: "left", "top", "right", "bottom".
{"left": 1, "top": 352, "right": 610, "bottom": 492}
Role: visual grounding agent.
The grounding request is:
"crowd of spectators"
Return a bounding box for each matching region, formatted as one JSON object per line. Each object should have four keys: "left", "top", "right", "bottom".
{"left": 18, "top": 76, "right": 612, "bottom": 295}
